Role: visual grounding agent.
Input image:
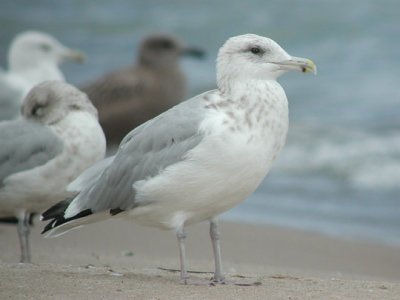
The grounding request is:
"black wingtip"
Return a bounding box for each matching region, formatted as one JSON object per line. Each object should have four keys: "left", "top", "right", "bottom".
{"left": 41, "top": 219, "right": 57, "bottom": 234}
{"left": 0, "top": 216, "right": 19, "bottom": 224}
{"left": 110, "top": 207, "right": 124, "bottom": 216}
{"left": 41, "top": 208, "right": 93, "bottom": 234}
{"left": 41, "top": 198, "right": 74, "bottom": 221}
{"left": 0, "top": 213, "right": 36, "bottom": 225}
{"left": 41, "top": 195, "right": 93, "bottom": 235}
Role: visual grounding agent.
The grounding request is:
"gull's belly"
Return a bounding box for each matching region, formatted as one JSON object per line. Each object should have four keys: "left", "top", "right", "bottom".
{"left": 130, "top": 127, "right": 284, "bottom": 230}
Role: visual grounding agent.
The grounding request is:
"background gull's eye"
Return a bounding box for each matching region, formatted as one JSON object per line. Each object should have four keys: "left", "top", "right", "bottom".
{"left": 31, "top": 103, "right": 45, "bottom": 116}
{"left": 160, "top": 39, "right": 173, "bottom": 49}
{"left": 69, "top": 104, "right": 81, "bottom": 110}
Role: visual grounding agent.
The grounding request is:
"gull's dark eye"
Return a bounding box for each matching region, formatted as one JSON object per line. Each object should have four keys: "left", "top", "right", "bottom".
{"left": 31, "top": 103, "right": 45, "bottom": 116}
{"left": 160, "top": 39, "right": 173, "bottom": 49}
{"left": 40, "top": 43, "right": 52, "bottom": 52}
{"left": 69, "top": 104, "right": 81, "bottom": 110}
{"left": 250, "top": 47, "right": 261, "bottom": 54}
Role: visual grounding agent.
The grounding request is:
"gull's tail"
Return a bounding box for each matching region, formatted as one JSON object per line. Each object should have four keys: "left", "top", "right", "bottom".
{"left": 40, "top": 196, "right": 93, "bottom": 237}
{"left": 41, "top": 195, "right": 116, "bottom": 238}
{"left": 41, "top": 155, "right": 116, "bottom": 237}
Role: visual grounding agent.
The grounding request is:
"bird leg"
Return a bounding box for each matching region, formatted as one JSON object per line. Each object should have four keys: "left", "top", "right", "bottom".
{"left": 176, "top": 225, "right": 222, "bottom": 286}
{"left": 209, "top": 219, "right": 261, "bottom": 286}
{"left": 176, "top": 226, "right": 189, "bottom": 283}
{"left": 174, "top": 221, "right": 257, "bottom": 286}
{"left": 17, "top": 212, "right": 31, "bottom": 263}
{"left": 210, "top": 219, "right": 225, "bottom": 284}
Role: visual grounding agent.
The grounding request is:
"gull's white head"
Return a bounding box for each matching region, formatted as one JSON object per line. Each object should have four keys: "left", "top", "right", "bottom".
{"left": 216, "top": 34, "right": 316, "bottom": 92}
{"left": 8, "top": 31, "right": 85, "bottom": 73}
{"left": 21, "top": 81, "right": 98, "bottom": 125}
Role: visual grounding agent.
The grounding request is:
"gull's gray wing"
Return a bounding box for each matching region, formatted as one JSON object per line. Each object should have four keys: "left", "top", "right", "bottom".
{"left": 67, "top": 156, "right": 115, "bottom": 192}
{"left": 0, "top": 119, "right": 63, "bottom": 186}
{"left": 70, "top": 90, "right": 217, "bottom": 214}
{"left": 0, "top": 72, "right": 24, "bottom": 121}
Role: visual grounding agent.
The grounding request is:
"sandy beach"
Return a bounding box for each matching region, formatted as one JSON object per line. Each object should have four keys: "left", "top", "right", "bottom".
{"left": 1, "top": 219, "right": 399, "bottom": 299}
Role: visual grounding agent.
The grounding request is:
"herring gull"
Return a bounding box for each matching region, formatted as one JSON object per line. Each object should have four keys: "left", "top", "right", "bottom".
{"left": 80, "top": 33, "right": 204, "bottom": 146}
{"left": 0, "top": 31, "right": 85, "bottom": 121}
{"left": 41, "top": 34, "right": 316, "bottom": 284}
{"left": 0, "top": 81, "right": 105, "bottom": 262}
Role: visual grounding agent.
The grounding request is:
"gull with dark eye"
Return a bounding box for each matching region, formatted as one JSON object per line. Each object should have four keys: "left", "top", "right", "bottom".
{"left": 250, "top": 47, "right": 261, "bottom": 54}
{"left": 0, "top": 80, "right": 105, "bottom": 263}
{"left": 0, "top": 31, "right": 85, "bottom": 121}
{"left": 41, "top": 34, "right": 316, "bottom": 285}
{"left": 80, "top": 33, "right": 205, "bottom": 147}
{"left": 40, "top": 43, "right": 52, "bottom": 52}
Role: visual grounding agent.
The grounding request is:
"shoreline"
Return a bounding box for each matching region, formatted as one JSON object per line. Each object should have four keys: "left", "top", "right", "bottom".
{"left": 1, "top": 219, "right": 399, "bottom": 299}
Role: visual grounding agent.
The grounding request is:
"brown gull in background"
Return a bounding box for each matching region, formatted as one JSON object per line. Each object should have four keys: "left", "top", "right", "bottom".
{"left": 80, "top": 33, "right": 204, "bottom": 146}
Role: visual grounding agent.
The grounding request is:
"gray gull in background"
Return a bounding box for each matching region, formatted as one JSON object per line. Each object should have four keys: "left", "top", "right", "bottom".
{"left": 0, "top": 81, "right": 105, "bottom": 263}
{"left": 80, "top": 33, "right": 204, "bottom": 146}
{"left": 0, "top": 31, "right": 85, "bottom": 121}
{"left": 41, "top": 34, "right": 316, "bottom": 284}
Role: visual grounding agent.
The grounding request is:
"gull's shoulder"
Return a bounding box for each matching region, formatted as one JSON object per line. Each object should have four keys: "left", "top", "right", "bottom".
{"left": 119, "top": 89, "right": 220, "bottom": 151}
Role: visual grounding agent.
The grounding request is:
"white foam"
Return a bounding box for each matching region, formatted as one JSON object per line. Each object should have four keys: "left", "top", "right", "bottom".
{"left": 274, "top": 126, "right": 400, "bottom": 190}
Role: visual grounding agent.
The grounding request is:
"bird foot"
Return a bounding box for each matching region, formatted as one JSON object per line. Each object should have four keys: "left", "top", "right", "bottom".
{"left": 209, "top": 276, "right": 227, "bottom": 286}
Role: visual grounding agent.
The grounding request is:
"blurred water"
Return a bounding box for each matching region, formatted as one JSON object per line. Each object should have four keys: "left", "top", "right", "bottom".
{"left": 1, "top": 0, "right": 399, "bottom": 246}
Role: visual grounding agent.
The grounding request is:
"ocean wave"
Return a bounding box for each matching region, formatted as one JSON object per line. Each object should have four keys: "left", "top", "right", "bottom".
{"left": 273, "top": 125, "right": 400, "bottom": 190}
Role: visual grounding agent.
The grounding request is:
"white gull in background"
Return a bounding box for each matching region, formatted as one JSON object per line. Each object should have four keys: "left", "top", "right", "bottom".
{"left": 0, "top": 81, "right": 105, "bottom": 262}
{"left": 0, "top": 31, "right": 85, "bottom": 121}
{"left": 41, "top": 34, "right": 316, "bottom": 284}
